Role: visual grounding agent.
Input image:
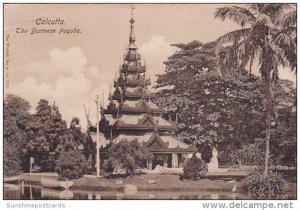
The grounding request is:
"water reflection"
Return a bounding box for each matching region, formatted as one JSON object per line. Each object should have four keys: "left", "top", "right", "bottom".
{"left": 41, "top": 189, "right": 74, "bottom": 199}
{"left": 4, "top": 183, "right": 252, "bottom": 200}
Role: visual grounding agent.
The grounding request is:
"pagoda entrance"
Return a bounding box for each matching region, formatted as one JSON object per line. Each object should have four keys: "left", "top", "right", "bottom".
{"left": 152, "top": 154, "right": 168, "bottom": 169}
{"left": 150, "top": 153, "right": 183, "bottom": 169}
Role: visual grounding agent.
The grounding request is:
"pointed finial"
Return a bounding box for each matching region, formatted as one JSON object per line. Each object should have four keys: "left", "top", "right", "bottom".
{"left": 131, "top": 5, "right": 135, "bottom": 18}
{"left": 129, "top": 5, "right": 136, "bottom": 46}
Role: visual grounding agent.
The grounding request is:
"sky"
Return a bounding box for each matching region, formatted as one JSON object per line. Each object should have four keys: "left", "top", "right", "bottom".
{"left": 4, "top": 4, "right": 296, "bottom": 130}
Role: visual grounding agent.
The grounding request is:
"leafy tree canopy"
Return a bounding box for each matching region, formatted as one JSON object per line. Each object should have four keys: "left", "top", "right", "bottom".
{"left": 23, "top": 100, "right": 84, "bottom": 171}
{"left": 155, "top": 40, "right": 295, "bottom": 165}
{"left": 4, "top": 94, "right": 31, "bottom": 176}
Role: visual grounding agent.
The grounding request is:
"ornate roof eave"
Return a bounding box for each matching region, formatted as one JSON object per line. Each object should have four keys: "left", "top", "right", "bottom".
{"left": 128, "top": 87, "right": 150, "bottom": 94}
{"left": 111, "top": 93, "right": 156, "bottom": 100}
{"left": 113, "top": 124, "right": 177, "bottom": 132}
{"left": 125, "top": 79, "right": 151, "bottom": 86}
{"left": 143, "top": 132, "right": 197, "bottom": 153}
{"left": 149, "top": 147, "right": 197, "bottom": 153}
{"left": 104, "top": 107, "right": 164, "bottom": 114}
{"left": 144, "top": 132, "right": 169, "bottom": 148}
{"left": 114, "top": 78, "right": 151, "bottom": 88}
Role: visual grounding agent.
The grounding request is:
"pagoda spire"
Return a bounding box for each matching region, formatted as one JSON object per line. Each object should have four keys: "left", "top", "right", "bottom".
{"left": 129, "top": 5, "right": 136, "bottom": 49}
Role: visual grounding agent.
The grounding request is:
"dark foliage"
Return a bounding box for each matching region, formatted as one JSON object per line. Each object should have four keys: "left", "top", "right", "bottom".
{"left": 155, "top": 40, "right": 296, "bottom": 167}
{"left": 69, "top": 117, "right": 87, "bottom": 147}
{"left": 23, "top": 100, "right": 85, "bottom": 172}
{"left": 23, "top": 100, "right": 69, "bottom": 171}
{"left": 214, "top": 3, "right": 296, "bottom": 175}
{"left": 243, "top": 171, "right": 288, "bottom": 199}
{"left": 4, "top": 94, "right": 31, "bottom": 176}
{"left": 155, "top": 41, "right": 266, "bottom": 164}
{"left": 183, "top": 157, "right": 208, "bottom": 180}
{"left": 55, "top": 150, "right": 88, "bottom": 181}
{"left": 106, "top": 140, "right": 153, "bottom": 175}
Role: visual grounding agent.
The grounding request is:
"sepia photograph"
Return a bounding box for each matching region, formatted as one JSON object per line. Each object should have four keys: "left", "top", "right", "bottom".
{"left": 2, "top": 2, "right": 297, "bottom": 203}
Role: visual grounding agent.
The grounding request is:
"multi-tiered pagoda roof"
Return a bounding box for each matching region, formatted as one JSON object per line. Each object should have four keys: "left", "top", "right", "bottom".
{"left": 90, "top": 13, "right": 196, "bottom": 169}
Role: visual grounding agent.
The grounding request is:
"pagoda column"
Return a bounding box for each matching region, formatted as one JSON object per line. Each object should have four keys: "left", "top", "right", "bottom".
{"left": 163, "top": 154, "right": 168, "bottom": 168}
{"left": 178, "top": 154, "right": 183, "bottom": 168}
{"left": 92, "top": 154, "right": 96, "bottom": 171}
{"left": 148, "top": 160, "right": 153, "bottom": 170}
{"left": 172, "top": 153, "right": 178, "bottom": 168}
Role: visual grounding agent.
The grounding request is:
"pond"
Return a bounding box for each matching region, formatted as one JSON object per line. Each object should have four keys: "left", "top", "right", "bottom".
{"left": 4, "top": 183, "right": 252, "bottom": 200}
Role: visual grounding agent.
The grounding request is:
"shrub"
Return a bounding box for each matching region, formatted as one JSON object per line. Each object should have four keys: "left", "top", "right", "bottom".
{"left": 219, "top": 142, "right": 265, "bottom": 168}
{"left": 240, "top": 142, "right": 265, "bottom": 166}
{"left": 244, "top": 171, "right": 288, "bottom": 199}
{"left": 106, "top": 139, "right": 153, "bottom": 175}
{"left": 183, "top": 156, "right": 208, "bottom": 180}
{"left": 55, "top": 150, "right": 88, "bottom": 180}
{"left": 4, "top": 142, "right": 23, "bottom": 177}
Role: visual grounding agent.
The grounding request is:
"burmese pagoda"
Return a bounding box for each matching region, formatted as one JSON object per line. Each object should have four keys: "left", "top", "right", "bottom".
{"left": 88, "top": 14, "right": 196, "bottom": 170}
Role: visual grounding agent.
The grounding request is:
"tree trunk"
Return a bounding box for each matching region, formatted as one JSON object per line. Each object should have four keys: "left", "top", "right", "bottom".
{"left": 263, "top": 115, "right": 271, "bottom": 177}
{"left": 263, "top": 79, "right": 273, "bottom": 177}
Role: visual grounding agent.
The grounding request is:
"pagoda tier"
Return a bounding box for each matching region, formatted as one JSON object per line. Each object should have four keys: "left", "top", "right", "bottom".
{"left": 110, "top": 91, "right": 156, "bottom": 100}
{"left": 113, "top": 131, "right": 196, "bottom": 153}
{"left": 114, "top": 74, "right": 151, "bottom": 88}
{"left": 121, "top": 63, "right": 146, "bottom": 73}
{"left": 100, "top": 113, "right": 177, "bottom": 133}
{"left": 110, "top": 82, "right": 157, "bottom": 100}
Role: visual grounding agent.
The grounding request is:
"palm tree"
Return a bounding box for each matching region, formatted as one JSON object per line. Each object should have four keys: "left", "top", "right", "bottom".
{"left": 214, "top": 4, "right": 296, "bottom": 176}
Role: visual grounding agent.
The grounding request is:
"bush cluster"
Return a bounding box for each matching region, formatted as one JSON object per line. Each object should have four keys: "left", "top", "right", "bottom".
{"left": 55, "top": 150, "right": 88, "bottom": 180}
{"left": 183, "top": 157, "right": 208, "bottom": 180}
{"left": 4, "top": 145, "right": 23, "bottom": 177}
{"left": 106, "top": 139, "right": 153, "bottom": 176}
{"left": 244, "top": 171, "right": 288, "bottom": 199}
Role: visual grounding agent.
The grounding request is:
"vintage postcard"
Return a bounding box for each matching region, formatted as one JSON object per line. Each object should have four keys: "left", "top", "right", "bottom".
{"left": 3, "top": 2, "right": 297, "bottom": 204}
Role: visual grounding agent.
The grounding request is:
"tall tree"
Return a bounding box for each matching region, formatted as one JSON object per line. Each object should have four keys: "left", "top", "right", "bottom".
{"left": 4, "top": 94, "right": 31, "bottom": 176}
{"left": 155, "top": 41, "right": 266, "bottom": 162}
{"left": 24, "top": 100, "right": 69, "bottom": 171}
{"left": 156, "top": 39, "right": 295, "bottom": 166}
{"left": 215, "top": 3, "right": 296, "bottom": 176}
